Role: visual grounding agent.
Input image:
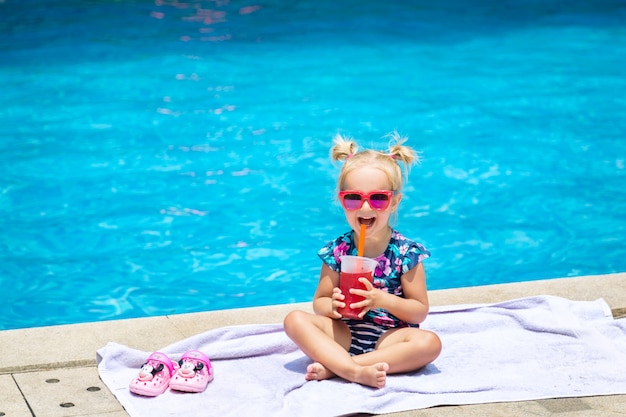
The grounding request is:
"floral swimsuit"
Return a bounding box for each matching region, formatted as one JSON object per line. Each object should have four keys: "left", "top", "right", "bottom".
{"left": 318, "top": 228, "right": 430, "bottom": 355}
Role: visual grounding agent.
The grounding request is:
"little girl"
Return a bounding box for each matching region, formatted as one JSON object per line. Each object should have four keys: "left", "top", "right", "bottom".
{"left": 284, "top": 132, "right": 441, "bottom": 389}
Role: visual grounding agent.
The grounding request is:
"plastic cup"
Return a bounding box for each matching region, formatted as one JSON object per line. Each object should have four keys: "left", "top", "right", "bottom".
{"left": 337, "top": 255, "right": 378, "bottom": 319}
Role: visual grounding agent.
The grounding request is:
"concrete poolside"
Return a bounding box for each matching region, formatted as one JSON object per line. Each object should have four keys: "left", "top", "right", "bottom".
{"left": 1, "top": 273, "right": 625, "bottom": 417}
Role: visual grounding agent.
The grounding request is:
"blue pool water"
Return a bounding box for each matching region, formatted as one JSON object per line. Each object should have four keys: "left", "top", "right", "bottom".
{"left": 1, "top": 0, "right": 625, "bottom": 330}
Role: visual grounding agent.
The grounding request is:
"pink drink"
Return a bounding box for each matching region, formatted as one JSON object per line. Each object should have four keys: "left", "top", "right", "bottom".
{"left": 338, "top": 271, "right": 373, "bottom": 319}
{"left": 337, "top": 256, "right": 378, "bottom": 319}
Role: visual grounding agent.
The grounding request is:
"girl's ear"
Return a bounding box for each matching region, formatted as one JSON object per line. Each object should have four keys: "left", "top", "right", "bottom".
{"left": 390, "top": 192, "right": 402, "bottom": 211}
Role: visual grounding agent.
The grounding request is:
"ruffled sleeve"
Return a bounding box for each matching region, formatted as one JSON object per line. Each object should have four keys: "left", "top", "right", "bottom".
{"left": 317, "top": 231, "right": 355, "bottom": 273}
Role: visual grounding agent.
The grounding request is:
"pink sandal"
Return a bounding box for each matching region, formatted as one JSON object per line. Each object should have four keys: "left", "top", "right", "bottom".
{"left": 169, "top": 350, "right": 214, "bottom": 393}
{"left": 129, "top": 352, "right": 176, "bottom": 397}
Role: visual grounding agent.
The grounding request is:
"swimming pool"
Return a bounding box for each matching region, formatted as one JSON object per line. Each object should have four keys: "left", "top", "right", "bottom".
{"left": 1, "top": 0, "right": 625, "bottom": 330}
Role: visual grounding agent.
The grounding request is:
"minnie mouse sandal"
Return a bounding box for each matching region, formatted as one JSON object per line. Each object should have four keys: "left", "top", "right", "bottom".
{"left": 129, "top": 352, "right": 177, "bottom": 397}
{"left": 169, "top": 350, "right": 214, "bottom": 393}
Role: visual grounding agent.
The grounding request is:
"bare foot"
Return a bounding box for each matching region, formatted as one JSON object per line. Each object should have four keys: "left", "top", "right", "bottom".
{"left": 305, "top": 362, "right": 336, "bottom": 381}
{"left": 306, "top": 361, "right": 389, "bottom": 388}
{"left": 354, "top": 362, "right": 389, "bottom": 389}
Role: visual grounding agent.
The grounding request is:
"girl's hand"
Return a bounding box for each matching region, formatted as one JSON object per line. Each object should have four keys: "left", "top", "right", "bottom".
{"left": 330, "top": 287, "right": 345, "bottom": 319}
{"left": 351, "top": 278, "right": 380, "bottom": 319}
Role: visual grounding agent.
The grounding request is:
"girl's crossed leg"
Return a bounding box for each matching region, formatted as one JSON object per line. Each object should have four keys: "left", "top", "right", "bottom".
{"left": 283, "top": 310, "right": 441, "bottom": 388}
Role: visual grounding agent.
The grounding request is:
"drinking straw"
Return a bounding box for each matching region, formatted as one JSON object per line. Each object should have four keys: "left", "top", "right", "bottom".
{"left": 357, "top": 224, "right": 366, "bottom": 257}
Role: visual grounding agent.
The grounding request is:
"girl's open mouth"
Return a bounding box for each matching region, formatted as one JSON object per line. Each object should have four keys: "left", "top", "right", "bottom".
{"left": 358, "top": 217, "right": 375, "bottom": 227}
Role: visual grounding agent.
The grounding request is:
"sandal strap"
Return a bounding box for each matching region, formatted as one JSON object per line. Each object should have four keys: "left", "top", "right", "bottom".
{"left": 147, "top": 352, "right": 175, "bottom": 376}
{"left": 180, "top": 350, "right": 211, "bottom": 370}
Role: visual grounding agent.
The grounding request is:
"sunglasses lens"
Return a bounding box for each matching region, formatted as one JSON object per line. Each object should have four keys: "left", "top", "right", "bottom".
{"left": 342, "top": 193, "right": 363, "bottom": 210}
{"left": 369, "top": 193, "right": 390, "bottom": 209}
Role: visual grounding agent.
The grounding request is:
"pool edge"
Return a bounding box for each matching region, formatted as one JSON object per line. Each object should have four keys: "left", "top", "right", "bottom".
{"left": 1, "top": 272, "right": 624, "bottom": 374}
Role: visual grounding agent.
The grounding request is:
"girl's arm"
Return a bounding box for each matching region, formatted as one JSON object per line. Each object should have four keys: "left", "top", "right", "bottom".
{"left": 312, "top": 263, "right": 343, "bottom": 319}
{"left": 359, "top": 262, "right": 430, "bottom": 324}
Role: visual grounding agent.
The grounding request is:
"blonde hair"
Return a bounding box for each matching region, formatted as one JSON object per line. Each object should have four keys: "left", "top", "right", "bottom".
{"left": 330, "top": 131, "right": 419, "bottom": 192}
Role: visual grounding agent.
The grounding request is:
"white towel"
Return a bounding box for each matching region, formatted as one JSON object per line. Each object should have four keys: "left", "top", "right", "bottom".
{"left": 97, "top": 296, "right": 626, "bottom": 416}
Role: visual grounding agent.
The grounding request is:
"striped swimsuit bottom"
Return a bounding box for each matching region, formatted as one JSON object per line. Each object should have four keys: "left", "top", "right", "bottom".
{"left": 343, "top": 319, "right": 387, "bottom": 356}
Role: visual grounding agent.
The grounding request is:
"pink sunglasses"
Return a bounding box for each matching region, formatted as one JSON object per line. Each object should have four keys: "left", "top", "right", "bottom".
{"left": 338, "top": 190, "right": 394, "bottom": 211}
